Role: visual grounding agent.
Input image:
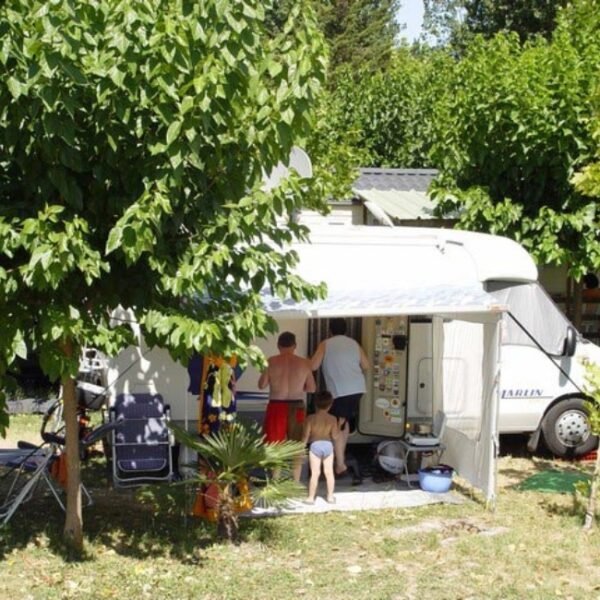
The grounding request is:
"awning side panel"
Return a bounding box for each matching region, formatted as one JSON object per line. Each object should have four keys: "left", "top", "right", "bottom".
{"left": 439, "top": 317, "right": 500, "bottom": 503}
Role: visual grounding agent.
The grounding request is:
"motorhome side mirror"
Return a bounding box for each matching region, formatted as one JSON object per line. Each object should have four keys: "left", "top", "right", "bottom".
{"left": 562, "top": 326, "right": 577, "bottom": 357}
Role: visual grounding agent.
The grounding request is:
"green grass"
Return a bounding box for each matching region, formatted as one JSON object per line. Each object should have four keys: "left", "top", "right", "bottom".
{"left": 2, "top": 419, "right": 600, "bottom": 599}
{"left": 0, "top": 413, "right": 45, "bottom": 448}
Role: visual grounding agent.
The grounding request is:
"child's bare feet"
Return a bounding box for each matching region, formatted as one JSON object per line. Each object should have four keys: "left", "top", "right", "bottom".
{"left": 326, "top": 495, "right": 336, "bottom": 504}
{"left": 304, "top": 498, "right": 315, "bottom": 505}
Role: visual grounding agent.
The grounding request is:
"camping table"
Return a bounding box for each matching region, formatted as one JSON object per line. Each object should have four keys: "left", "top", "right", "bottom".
{"left": 398, "top": 439, "right": 446, "bottom": 488}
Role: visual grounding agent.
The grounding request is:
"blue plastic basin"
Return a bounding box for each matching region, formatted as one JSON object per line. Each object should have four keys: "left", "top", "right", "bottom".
{"left": 418, "top": 466, "right": 453, "bottom": 493}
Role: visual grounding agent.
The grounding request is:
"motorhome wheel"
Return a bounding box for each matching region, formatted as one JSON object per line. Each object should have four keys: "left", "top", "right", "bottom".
{"left": 541, "top": 398, "right": 598, "bottom": 457}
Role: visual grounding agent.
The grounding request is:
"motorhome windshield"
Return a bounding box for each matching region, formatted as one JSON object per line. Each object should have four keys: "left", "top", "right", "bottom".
{"left": 486, "top": 281, "right": 572, "bottom": 355}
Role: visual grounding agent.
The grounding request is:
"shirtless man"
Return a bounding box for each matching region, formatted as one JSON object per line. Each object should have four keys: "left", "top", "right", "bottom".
{"left": 258, "top": 331, "right": 316, "bottom": 481}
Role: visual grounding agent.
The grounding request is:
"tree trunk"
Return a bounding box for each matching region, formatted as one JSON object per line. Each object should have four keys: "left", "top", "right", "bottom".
{"left": 216, "top": 485, "right": 238, "bottom": 542}
{"left": 583, "top": 449, "right": 600, "bottom": 531}
{"left": 565, "top": 276, "right": 572, "bottom": 321}
{"left": 62, "top": 354, "right": 83, "bottom": 552}
{"left": 573, "top": 278, "right": 583, "bottom": 331}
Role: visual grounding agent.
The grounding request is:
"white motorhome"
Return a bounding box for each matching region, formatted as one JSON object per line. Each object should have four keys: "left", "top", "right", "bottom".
{"left": 233, "top": 226, "right": 600, "bottom": 459}
{"left": 100, "top": 226, "right": 600, "bottom": 503}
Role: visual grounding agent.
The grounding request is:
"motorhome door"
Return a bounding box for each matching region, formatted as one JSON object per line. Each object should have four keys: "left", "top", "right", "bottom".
{"left": 359, "top": 316, "right": 408, "bottom": 437}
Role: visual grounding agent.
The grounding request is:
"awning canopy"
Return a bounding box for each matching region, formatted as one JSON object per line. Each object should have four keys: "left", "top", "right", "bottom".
{"left": 261, "top": 229, "right": 507, "bottom": 319}
{"left": 263, "top": 284, "right": 503, "bottom": 319}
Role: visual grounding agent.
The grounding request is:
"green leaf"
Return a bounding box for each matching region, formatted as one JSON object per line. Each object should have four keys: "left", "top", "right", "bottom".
{"left": 181, "top": 96, "right": 194, "bottom": 115}
{"left": 166, "top": 120, "right": 182, "bottom": 146}
{"left": 13, "top": 335, "right": 27, "bottom": 360}
{"left": 281, "top": 107, "right": 294, "bottom": 125}
{"left": 106, "top": 227, "right": 122, "bottom": 254}
{"left": 7, "top": 77, "right": 24, "bottom": 99}
{"left": 267, "top": 59, "right": 282, "bottom": 78}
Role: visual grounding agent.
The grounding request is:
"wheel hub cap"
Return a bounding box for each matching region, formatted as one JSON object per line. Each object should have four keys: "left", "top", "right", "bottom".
{"left": 555, "top": 410, "right": 590, "bottom": 447}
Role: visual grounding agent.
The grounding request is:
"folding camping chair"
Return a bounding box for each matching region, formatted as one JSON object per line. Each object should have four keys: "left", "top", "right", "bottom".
{"left": 0, "top": 441, "right": 68, "bottom": 525}
{"left": 109, "top": 393, "right": 174, "bottom": 488}
{"left": 0, "top": 404, "right": 120, "bottom": 526}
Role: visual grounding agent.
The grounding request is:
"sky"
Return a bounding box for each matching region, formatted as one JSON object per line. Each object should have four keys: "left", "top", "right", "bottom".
{"left": 396, "top": 0, "right": 425, "bottom": 43}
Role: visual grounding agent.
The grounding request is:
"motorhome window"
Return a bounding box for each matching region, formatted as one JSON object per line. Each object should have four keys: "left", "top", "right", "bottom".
{"left": 486, "top": 281, "right": 572, "bottom": 355}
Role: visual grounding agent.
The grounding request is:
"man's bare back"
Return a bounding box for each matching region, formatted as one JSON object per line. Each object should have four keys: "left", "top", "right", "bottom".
{"left": 259, "top": 332, "right": 316, "bottom": 481}
{"left": 259, "top": 353, "right": 315, "bottom": 399}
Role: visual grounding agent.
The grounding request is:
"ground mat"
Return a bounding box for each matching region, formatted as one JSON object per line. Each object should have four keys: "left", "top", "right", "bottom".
{"left": 517, "top": 470, "right": 590, "bottom": 494}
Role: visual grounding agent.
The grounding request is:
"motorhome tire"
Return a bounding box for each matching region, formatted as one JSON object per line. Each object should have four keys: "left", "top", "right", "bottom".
{"left": 541, "top": 398, "right": 598, "bottom": 458}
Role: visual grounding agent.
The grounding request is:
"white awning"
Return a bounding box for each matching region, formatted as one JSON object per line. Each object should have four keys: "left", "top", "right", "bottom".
{"left": 261, "top": 229, "right": 507, "bottom": 319}
{"left": 262, "top": 283, "right": 504, "bottom": 319}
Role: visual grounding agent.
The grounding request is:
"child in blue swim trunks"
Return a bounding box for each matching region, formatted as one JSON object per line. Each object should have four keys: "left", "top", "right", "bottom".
{"left": 302, "top": 391, "right": 339, "bottom": 504}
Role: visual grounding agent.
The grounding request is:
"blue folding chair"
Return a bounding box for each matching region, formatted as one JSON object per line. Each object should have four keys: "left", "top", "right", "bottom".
{"left": 109, "top": 393, "right": 174, "bottom": 488}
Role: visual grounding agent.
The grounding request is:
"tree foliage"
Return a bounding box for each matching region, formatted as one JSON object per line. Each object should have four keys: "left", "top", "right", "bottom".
{"left": 462, "top": 0, "right": 569, "bottom": 42}
{"left": 573, "top": 74, "right": 600, "bottom": 284}
{"left": 305, "top": 92, "right": 365, "bottom": 201}
{"left": 0, "top": 0, "right": 327, "bottom": 548}
{"left": 421, "top": 0, "right": 467, "bottom": 46}
{"left": 422, "top": 0, "right": 570, "bottom": 49}
{"left": 320, "top": 47, "right": 452, "bottom": 168}
{"left": 318, "top": 0, "right": 401, "bottom": 79}
{"left": 0, "top": 0, "right": 327, "bottom": 425}
{"left": 429, "top": 0, "right": 600, "bottom": 278}
{"left": 268, "top": 1, "right": 400, "bottom": 82}
{"left": 312, "top": 0, "right": 600, "bottom": 284}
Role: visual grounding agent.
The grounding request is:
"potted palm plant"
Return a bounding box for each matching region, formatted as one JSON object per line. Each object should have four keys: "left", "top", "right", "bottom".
{"left": 169, "top": 420, "right": 305, "bottom": 541}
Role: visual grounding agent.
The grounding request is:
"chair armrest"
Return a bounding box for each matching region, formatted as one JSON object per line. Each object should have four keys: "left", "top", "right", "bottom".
{"left": 17, "top": 440, "right": 39, "bottom": 450}
{"left": 41, "top": 432, "right": 66, "bottom": 446}
{"left": 82, "top": 421, "right": 122, "bottom": 447}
